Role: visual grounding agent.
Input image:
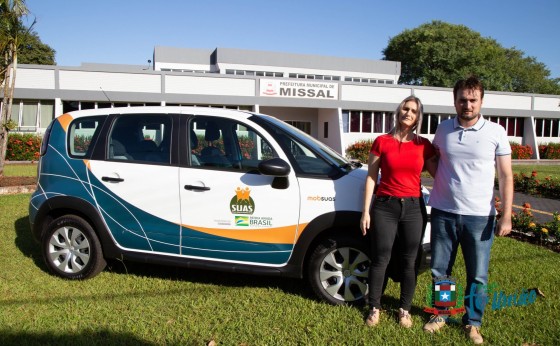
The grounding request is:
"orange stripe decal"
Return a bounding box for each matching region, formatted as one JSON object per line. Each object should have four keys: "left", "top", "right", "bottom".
{"left": 57, "top": 113, "right": 73, "bottom": 132}
{"left": 184, "top": 223, "right": 309, "bottom": 244}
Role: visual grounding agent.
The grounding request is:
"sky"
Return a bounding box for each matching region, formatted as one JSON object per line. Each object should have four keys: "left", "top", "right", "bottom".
{"left": 24, "top": 0, "right": 560, "bottom": 79}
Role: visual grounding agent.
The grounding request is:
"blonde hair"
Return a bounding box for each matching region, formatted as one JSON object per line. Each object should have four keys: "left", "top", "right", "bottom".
{"left": 390, "top": 95, "right": 423, "bottom": 142}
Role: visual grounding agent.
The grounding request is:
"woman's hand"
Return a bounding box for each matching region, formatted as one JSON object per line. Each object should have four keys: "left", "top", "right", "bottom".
{"left": 360, "top": 212, "right": 370, "bottom": 236}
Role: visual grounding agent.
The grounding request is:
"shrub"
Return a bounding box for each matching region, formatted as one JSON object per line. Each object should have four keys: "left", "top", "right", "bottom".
{"left": 545, "top": 212, "right": 560, "bottom": 238}
{"left": 499, "top": 200, "right": 557, "bottom": 241}
{"left": 6, "top": 133, "right": 42, "bottom": 161}
{"left": 539, "top": 142, "right": 560, "bottom": 159}
{"left": 512, "top": 170, "right": 560, "bottom": 199}
{"left": 510, "top": 142, "right": 533, "bottom": 159}
{"left": 345, "top": 139, "right": 373, "bottom": 163}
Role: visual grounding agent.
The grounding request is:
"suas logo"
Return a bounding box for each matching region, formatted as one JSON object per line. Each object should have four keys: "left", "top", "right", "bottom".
{"left": 230, "top": 186, "right": 255, "bottom": 214}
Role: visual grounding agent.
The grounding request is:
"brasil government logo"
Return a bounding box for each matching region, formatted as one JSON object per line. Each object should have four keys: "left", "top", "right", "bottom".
{"left": 235, "top": 216, "right": 249, "bottom": 226}
{"left": 230, "top": 186, "right": 255, "bottom": 215}
{"left": 424, "top": 276, "right": 466, "bottom": 316}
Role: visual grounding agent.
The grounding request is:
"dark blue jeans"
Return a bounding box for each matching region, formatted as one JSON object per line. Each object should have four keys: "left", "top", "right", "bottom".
{"left": 430, "top": 208, "right": 496, "bottom": 327}
{"left": 368, "top": 196, "right": 424, "bottom": 311}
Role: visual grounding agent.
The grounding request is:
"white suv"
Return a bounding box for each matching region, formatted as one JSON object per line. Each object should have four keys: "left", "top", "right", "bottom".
{"left": 29, "top": 107, "right": 430, "bottom": 305}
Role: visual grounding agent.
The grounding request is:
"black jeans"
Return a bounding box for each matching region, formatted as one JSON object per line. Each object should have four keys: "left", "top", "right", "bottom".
{"left": 368, "top": 196, "right": 424, "bottom": 311}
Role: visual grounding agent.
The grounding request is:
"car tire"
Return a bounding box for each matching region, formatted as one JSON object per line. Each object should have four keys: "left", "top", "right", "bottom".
{"left": 42, "top": 215, "right": 106, "bottom": 279}
{"left": 307, "top": 236, "right": 370, "bottom": 305}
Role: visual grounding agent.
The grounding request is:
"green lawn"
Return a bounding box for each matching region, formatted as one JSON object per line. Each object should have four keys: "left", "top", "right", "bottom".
{"left": 513, "top": 165, "right": 559, "bottom": 179}
{"left": 3, "top": 163, "right": 37, "bottom": 177}
{"left": 1, "top": 194, "right": 559, "bottom": 345}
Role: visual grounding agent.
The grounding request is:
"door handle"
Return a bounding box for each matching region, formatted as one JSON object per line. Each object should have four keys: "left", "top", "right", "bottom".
{"left": 184, "top": 185, "right": 210, "bottom": 191}
{"left": 102, "top": 176, "right": 125, "bottom": 183}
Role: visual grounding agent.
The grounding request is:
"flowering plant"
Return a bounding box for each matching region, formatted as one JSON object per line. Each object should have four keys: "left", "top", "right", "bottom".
{"left": 511, "top": 170, "right": 560, "bottom": 199}
{"left": 510, "top": 142, "right": 533, "bottom": 159}
{"left": 345, "top": 139, "right": 374, "bottom": 163}
{"left": 497, "top": 198, "right": 559, "bottom": 242}
{"left": 539, "top": 142, "right": 560, "bottom": 160}
{"left": 6, "top": 133, "right": 42, "bottom": 161}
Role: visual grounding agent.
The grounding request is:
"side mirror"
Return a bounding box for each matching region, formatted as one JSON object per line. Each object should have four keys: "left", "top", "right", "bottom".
{"left": 258, "top": 158, "right": 291, "bottom": 177}
{"left": 258, "top": 158, "right": 291, "bottom": 189}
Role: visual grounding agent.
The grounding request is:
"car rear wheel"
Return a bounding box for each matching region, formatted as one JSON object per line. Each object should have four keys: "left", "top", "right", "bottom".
{"left": 42, "top": 215, "right": 106, "bottom": 279}
{"left": 307, "top": 236, "right": 371, "bottom": 305}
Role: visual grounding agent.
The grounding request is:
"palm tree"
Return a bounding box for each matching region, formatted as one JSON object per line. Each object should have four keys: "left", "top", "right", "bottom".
{"left": 0, "top": 0, "right": 31, "bottom": 176}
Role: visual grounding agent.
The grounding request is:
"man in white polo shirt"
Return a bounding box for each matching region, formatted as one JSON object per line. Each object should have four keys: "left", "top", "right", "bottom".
{"left": 423, "top": 76, "right": 513, "bottom": 345}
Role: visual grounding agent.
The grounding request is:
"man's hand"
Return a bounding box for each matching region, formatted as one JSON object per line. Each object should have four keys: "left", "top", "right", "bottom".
{"left": 495, "top": 217, "right": 512, "bottom": 237}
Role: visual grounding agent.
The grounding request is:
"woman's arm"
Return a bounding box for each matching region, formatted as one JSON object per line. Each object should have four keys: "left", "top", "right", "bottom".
{"left": 360, "top": 153, "right": 381, "bottom": 235}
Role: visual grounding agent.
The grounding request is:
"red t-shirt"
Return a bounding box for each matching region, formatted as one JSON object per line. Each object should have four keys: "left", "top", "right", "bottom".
{"left": 370, "top": 134, "right": 435, "bottom": 197}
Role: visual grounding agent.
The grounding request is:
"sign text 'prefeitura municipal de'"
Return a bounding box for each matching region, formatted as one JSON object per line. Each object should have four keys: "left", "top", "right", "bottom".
{"left": 260, "top": 79, "right": 339, "bottom": 100}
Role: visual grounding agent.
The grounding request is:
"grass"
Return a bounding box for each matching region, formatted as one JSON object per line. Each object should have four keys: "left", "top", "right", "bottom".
{"left": 512, "top": 165, "right": 559, "bottom": 179}
{"left": 3, "top": 163, "right": 37, "bottom": 177}
{"left": 1, "top": 194, "right": 559, "bottom": 345}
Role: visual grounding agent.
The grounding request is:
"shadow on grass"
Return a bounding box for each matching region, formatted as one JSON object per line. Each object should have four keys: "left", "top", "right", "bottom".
{"left": 104, "top": 257, "right": 312, "bottom": 301}
{"left": 14, "top": 216, "right": 46, "bottom": 272}
{"left": 0, "top": 329, "right": 156, "bottom": 346}
{"left": 12, "top": 216, "right": 314, "bottom": 303}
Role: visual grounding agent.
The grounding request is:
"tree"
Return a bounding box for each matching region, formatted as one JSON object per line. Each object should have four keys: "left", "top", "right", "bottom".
{"left": 383, "top": 20, "right": 560, "bottom": 94}
{"left": 19, "top": 29, "right": 56, "bottom": 65}
{"left": 0, "top": 0, "right": 31, "bottom": 176}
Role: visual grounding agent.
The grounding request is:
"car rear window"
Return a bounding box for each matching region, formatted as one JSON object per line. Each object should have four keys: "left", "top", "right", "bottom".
{"left": 68, "top": 116, "right": 105, "bottom": 158}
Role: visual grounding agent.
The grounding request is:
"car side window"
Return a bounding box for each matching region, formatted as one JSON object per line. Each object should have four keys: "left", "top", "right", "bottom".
{"left": 108, "top": 115, "right": 171, "bottom": 164}
{"left": 189, "top": 116, "right": 274, "bottom": 171}
{"left": 277, "top": 134, "right": 335, "bottom": 176}
{"left": 68, "top": 116, "right": 105, "bottom": 158}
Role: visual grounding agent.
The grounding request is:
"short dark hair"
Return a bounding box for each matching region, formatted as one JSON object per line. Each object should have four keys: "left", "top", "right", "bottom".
{"left": 453, "top": 76, "right": 484, "bottom": 100}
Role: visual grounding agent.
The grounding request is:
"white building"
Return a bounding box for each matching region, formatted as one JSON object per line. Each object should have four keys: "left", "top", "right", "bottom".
{"left": 6, "top": 46, "right": 560, "bottom": 158}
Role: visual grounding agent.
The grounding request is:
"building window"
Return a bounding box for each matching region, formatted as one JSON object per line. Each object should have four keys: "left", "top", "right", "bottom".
{"left": 535, "top": 118, "right": 560, "bottom": 138}
{"left": 350, "top": 111, "right": 360, "bottom": 132}
{"left": 7, "top": 100, "right": 55, "bottom": 131}
{"left": 324, "top": 122, "right": 328, "bottom": 138}
{"left": 384, "top": 113, "right": 393, "bottom": 132}
{"left": 285, "top": 121, "right": 311, "bottom": 135}
{"left": 342, "top": 110, "right": 349, "bottom": 133}
{"left": 516, "top": 118, "right": 524, "bottom": 137}
{"left": 362, "top": 111, "right": 372, "bottom": 132}
{"left": 550, "top": 119, "right": 560, "bottom": 137}
{"left": 81, "top": 102, "right": 95, "bottom": 110}
{"left": 40, "top": 102, "right": 54, "bottom": 128}
{"left": 429, "top": 115, "right": 439, "bottom": 134}
{"left": 374, "top": 112, "right": 384, "bottom": 133}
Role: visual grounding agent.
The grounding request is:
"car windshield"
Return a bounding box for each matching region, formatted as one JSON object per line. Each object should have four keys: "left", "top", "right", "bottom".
{"left": 252, "top": 113, "right": 358, "bottom": 173}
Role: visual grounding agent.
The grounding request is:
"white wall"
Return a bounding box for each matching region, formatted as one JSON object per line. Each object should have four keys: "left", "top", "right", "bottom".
{"left": 15, "top": 69, "right": 56, "bottom": 89}
{"left": 59, "top": 71, "right": 161, "bottom": 93}
{"left": 341, "top": 85, "right": 411, "bottom": 103}
{"left": 165, "top": 75, "right": 255, "bottom": 96}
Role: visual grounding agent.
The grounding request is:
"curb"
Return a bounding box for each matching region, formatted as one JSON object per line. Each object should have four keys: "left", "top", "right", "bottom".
{"left": 0, "top": 185, "right": 35, "bottom": 195}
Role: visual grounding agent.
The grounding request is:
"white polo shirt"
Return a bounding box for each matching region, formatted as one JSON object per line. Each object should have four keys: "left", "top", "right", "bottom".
{"left": 429, "top": 116, "right": 511, "bottom": 216}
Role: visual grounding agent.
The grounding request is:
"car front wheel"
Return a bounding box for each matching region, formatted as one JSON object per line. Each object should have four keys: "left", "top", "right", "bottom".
{"left": 307, "top": 236, "right": 370, "bottom": 305}
{"left": 42, "top": 215, "right": 106, "bottom": 279}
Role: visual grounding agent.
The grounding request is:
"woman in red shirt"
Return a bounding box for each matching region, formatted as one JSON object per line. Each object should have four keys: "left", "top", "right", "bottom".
{"left": 360, "top": 95, "right": 437, "bottom": 328}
